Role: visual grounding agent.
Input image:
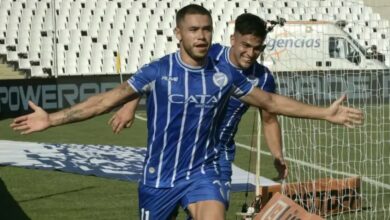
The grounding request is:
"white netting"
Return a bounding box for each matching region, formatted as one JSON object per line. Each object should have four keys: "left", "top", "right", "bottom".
{"left": 273, "top": 68, "right": 390, "bottom": 220}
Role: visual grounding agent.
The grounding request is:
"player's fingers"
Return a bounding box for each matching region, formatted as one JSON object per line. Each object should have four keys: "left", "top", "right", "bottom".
{"left": 10, "top": 121, "right": 28, "bottom": 129}
{"left": 114, "top": 122, "right": 125, "bottom": 134}
{"left": 348, "top": 110, "right": 363, "bottom": 118}
{"left": 282, "top": 167, "right": 288, "bottom": 179}
{"left": 279, "top": 166, "right": 287, "bottom": 178}
{"left": 125, "top": 119, "right": 134, "bottom": 128}
{"left": 21, "top": 129, "right": 35, "bottom": 135}
{"left": 12, "top": 124, "right": 30, "bottom": 131}
{"left": 344, "top": 122, "right": 355, "bottom": 128}
{"left": 11, "top": 115, "right": 28, "bottom": 125}
{"left": 113, "top": 123, "right": 120, "bottom": 134}
{"left": 28, "top": 101, "right": 40, "bottom": 111}
{"left": 347, "top": 107, "right": 364, "bottom": 116}
{"left": 112, "top": 120, "right": 119, "bottom": 133}
{"left": 108, "top": 116, "right": 114, "bottom": 125}
{"left": 10, "top": 122, "right": 29, "bottom": 130}
{"left": 113, "top": 120, "right": 121, "bottom": 134}
{"left": 349, "top": 117, "right": 363, "bottom": 125}
{"left": 346, "top": 118, "right": 363, "bottom": 127}
{"left": 334, "top": 94, "right": 347, "bottom": 105}
{"left": 125, "top": 121, "right": 132, "bottom": 128}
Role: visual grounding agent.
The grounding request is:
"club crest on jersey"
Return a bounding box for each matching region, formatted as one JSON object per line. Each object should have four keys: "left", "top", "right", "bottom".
{"left": 213, "top": 72, "right": 228, "bottom": 88}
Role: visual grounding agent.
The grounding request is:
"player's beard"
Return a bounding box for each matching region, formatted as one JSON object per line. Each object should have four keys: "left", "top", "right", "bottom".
{"left": 182, "top": 43, "right": 209, "bottom": 64}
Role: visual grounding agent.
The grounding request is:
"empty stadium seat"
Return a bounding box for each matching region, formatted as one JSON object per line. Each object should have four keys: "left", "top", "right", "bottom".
{"left": 79, "top": 1, "right": 93, "bottom": 31}
{"left": 6, "top": 2, "right": 23, "bottom": 49}
{"left": 78, "top": 37, "right": 92, "bottom": 74}
{"left": 153, "top": 35, "right": 168, "bottom": 59}
{"left": 102, "top": 50, "right": 116, "bottom": 73}
{"left": 18, "top": 57, "right": 31, "bottom": 70}
{"left": 65, "top": 50, "right": 78, "bottom": 75}
{"left": 0, "top": 0, "right": 388, "bottom": 77}
{"left": 68, "top": 1, "right": 82, "bottom": 30}
{"left": 69, "top": 30, "right": 81, "bottom": 52}
{"left": 43, "top": 7, "right": 54, "bottom": 31}
{"left": 56, "top": 43, "right": 66, "bottom": 75}
{"left": 19, "top": 9, "right": 33, "bottom": 33}
{"left": 31, "top": 66, "right": 45, "bottom": 77}
{"left": 90, "top": 43, "right": 104, "bottom": 74}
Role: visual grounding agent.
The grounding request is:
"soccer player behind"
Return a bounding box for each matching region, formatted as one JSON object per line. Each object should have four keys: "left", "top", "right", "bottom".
{"left": 11, "top": 4, "right": 363, "bottom": 220}
{"left": 209, "top": 13, "right": 287, "bottom": 209}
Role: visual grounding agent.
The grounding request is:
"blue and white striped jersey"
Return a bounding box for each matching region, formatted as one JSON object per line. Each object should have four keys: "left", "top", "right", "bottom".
{"left": 128, "top": 51, "right": 254, "bottom": 188}
{"left": 209, "top": 44, "right": 276, "bottom": 181}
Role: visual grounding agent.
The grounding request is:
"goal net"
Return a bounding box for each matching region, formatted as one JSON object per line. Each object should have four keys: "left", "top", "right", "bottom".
{"left": 249, "top": 1, "right": 390, "bottom": 219}
{"left": 275, "top": 69, "right": 390, "bottom": 219}
{"left": 216, "top": 0, "right": 390, "bottom": 218}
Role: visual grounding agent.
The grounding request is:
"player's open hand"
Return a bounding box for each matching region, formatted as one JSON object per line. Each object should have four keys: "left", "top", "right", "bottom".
{"left": 326, "top": 95, "right": 364, "bottom": 128}
{"left": 108, "top": 106, "right": 135, "bottom": 134}
{"left": 10, "top": 101, "right": 50, "bottom": 134}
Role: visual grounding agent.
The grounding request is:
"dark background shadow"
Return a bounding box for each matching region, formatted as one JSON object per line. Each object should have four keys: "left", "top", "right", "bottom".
{"left": 0, "top": 177, "right": 31, "bottom": 220}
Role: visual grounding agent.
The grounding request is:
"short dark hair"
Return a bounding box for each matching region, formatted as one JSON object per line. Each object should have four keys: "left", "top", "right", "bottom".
{"left": 234, "top": 13, "right": 267, "bottom": 39}
{"left": 176, "top": 4, "right": 212, "bottom": 26}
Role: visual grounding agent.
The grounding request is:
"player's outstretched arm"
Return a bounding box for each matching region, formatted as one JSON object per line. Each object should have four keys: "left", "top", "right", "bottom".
{"left": 261, "top": 109, "right": 287, "bottom": 180}
{"left": 108, "top": 97, "right": 141, "bottom": 134}
{"left": 241, "top": 88, "right": 363, "bottom": 127}
{"left": 10, "top": 82, "right": 135, "bottom": 134}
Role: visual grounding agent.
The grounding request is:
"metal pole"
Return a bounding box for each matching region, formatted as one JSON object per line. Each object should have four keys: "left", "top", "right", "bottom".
{"left": 255, "top": 109, "right": 261, "bottom": 196}
{"left": 52, "top": 0, "right": 58, "bottom": 78}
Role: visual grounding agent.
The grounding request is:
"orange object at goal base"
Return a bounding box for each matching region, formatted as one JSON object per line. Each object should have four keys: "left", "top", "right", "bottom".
{"left": 258, "top": 177, "right": 362, "bottom": 217}
{"left": 254, "top": 192, "right": 324, "bottom": 220}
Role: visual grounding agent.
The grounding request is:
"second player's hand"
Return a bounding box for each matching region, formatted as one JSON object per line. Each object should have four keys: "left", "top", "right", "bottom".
{"left": 108, "top": 110, "right": 134, "bottom": 134}
{"left": 273, "top": 157, "right": 288, "bottom": 181}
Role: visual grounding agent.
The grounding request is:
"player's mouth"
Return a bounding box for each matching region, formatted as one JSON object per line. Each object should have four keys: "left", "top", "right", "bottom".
{"left": 241, "top": 56, "right": 253, "bottom": 64}
{"left": 195, "top": 43, "right": 209, "bottom": 50}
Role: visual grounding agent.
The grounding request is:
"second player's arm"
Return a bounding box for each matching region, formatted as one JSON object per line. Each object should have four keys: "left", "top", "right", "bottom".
{"left": 261, "top": 109, "right": 287, "bottom": 179}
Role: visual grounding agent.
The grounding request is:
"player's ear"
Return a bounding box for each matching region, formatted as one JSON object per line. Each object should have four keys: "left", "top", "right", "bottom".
{"left": 230, "top": 34, "right": 235, "bottom": 47}
{"left": 174, "top": 27, "right": 182, "bottom": 41}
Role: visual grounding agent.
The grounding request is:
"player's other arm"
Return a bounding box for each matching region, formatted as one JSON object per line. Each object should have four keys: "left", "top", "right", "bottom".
{"left": 261, "top": 109, "right": 287, "bottom": 180}
{"left": 241, "top": 87, "right": 363, "bottom": 127}
{"left": 109, "top": 97, "right": 141, "bottom": 134}
{"left": 10, "top": 82, "right": 135, "bottom": 134}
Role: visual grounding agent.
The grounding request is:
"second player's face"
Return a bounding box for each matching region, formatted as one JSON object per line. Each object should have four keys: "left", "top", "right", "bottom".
{"left": 175, "top": 14, "right": 213, "bottom": 66}
{"left": 230, "top": 33, "right": 265, "bottom": 69}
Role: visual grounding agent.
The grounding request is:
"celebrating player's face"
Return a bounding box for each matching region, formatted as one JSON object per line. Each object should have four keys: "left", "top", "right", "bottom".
{"left": 175, "top": 14, "right": 213, "bottom": 66}
{"left": 230, "top": 33, "right": 265, "bottom": 69}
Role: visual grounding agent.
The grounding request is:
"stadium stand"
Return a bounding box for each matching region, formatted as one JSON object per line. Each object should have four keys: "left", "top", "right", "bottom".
{"left": 0, "top": 0, "right": 389, "bottom": 77}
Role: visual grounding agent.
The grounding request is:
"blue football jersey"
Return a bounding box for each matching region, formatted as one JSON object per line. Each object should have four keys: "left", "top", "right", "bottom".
{"left": 209, "top": 44, "right": 276, "bottom": 181}
{"left": 128, "top": 52, "right": 254, "bottom": 188}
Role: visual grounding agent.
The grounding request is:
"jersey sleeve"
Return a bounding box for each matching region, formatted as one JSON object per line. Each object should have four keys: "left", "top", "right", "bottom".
{"left": 261, "top": 67, "right": 276, "bottom": 93}
{"left": 127, "top": 61, "right": 159, "bottom": 94}
{"left": 208, "top": 43, "right": 225, "bottom": 61}
{"left": 231, "top": 70, "right": 254, "bottom": 98}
